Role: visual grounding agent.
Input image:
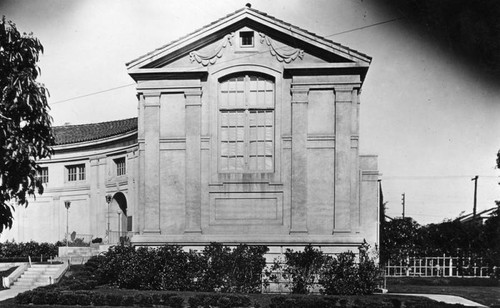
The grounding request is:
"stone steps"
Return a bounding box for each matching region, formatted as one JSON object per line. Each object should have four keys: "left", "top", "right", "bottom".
{"left": 12, "top": 264, "right": 63, "bottom": 288}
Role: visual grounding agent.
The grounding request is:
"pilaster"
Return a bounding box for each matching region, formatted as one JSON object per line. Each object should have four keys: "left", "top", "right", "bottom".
{"left": 184, "top": 89, "right": 203, "bottom": 233}
{"left": 334, "top": 86, "right": 353, "bottom": 233}
{"left": 290, "top": 87, "right": 309, "bottom": 234}
{"left": 143, "top": 92, "right": 161, "bottom": 234}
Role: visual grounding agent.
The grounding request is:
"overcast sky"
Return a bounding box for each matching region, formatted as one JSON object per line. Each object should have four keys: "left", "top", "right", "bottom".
{"left": 2, "top": 0, "right": 499, "bottom": 225}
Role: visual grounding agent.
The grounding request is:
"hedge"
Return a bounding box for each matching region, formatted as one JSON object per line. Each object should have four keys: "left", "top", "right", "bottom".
{"left": 268, "top": 295, "right": 466, "bottom": 308}
{"left": 93, "top": 243, "right": 268, "bottom": 293}
{"left": 15, "top": 290, "right": 184, "bottom": 307}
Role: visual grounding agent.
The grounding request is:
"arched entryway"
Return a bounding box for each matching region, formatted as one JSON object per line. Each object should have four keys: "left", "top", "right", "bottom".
{"left": 106, "top": 192, "right": 128, "bottom": 244}
{"left": 113, "top": 192, "right": 128, "bottom": 236}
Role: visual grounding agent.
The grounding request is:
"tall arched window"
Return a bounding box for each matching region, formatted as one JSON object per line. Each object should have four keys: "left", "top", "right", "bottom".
{"left": 219, "top": 74, "right": 274, "bottom": 172}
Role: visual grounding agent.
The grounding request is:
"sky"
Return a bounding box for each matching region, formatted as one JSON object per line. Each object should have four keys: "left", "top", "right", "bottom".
{"left": 1, "top": 0, "right": 499, "bottom": 225}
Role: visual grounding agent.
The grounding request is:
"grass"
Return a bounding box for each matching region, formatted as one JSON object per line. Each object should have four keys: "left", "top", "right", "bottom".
{"left": 387, "top": 277, "right": 500, "bottom": 307}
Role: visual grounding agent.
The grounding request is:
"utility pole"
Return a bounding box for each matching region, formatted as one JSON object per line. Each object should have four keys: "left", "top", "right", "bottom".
{"left": 401, "top": 193, "right": 405, "bottom": 219}
{"left": 471, "top": 176, "right": 478, "bottom": 219}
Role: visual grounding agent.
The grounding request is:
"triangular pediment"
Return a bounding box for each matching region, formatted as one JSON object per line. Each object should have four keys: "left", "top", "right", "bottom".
{"left": 126, "top": 6, "right": 371, "bottom": 75}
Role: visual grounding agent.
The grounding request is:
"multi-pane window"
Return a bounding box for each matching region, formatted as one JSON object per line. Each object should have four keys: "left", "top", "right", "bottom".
{"left": 219, "top": 74, "right": 274, "bottom": 172}
{"left": 37, "top": 167, "right": 49, "bottom": 184}
{"left": 239, "top": 31, "right": 254, "bottom": 47}
{"left": 115, "top": 157, "right": 126, "bottom": 176}
{"left": 67, "top": 164, "right": 85, "bottom": 182}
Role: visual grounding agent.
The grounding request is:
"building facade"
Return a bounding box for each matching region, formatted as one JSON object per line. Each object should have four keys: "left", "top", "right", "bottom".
{"left": 2, "top": 6, "right": 379, "bottom": 253}
{"left": 1, "top": 119, "right": 139, "bottom": 243}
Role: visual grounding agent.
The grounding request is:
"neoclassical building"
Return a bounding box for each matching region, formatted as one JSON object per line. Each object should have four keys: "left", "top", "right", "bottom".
{"left": 2, "top": 6, "right": 379, "bottom": 253}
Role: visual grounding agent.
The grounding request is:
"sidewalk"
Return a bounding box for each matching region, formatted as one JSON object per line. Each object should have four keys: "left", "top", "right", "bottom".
{"left": 388, "top": 293, "right": 488, "bottom": 307}
{"left": 0, "top": 286, "right": 31, "bottom": 302}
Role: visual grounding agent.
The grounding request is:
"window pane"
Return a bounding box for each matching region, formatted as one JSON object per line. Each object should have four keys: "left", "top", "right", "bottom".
{"left": 265, "top": 156, "right": 273, "bottom": 170}
{"left": 37, "top": 167, "right": 49, "bottom": 184}
{"left": 219, "top": 74, "right": 274, "bottom": 172}
{"left": 78, "top": 165, "right": 86, "bottom": 181}
{"left": 67, "top": 164, "right": 85, "bottom": 182}
{"left": 220, "top": 77, "right": 245, "bottom": 108}
{"left": 115, "top": 158, "right": 126, "bottom": 176}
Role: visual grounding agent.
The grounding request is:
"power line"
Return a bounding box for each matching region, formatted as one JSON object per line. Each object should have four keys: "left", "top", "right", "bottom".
{"left": 327, "top": 17, "right": 405, "bottom": 37}
{"left": 50, "top": 83, "right": 136, "bottom": 105}
{"left": 49, "top": 16, "right": 404, "bottom": 106}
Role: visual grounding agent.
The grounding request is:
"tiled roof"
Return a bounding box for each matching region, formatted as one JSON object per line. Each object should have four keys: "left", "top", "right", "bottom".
{"left": 53, "top": 117, "right": 137, "bottom": 145}
{"left": 127, "top": 5, "right": 370, "bottom": 67}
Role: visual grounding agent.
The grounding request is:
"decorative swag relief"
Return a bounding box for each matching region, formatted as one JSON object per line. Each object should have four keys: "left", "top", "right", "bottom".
{"left": 189, "top": 32, "right": 304, "bottom": 66}
{"left": 189, "top": 33, "right": 234, "bottom": 66}
{"left": 259, "top": 33, "right": 304, "bottom": 63}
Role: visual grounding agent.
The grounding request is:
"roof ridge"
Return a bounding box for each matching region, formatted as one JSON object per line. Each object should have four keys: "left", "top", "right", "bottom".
{"left": 53, "top": 117, "right": 137, "bottom": 128}
{"left": 53, "top": 117, "right": 138, "bottom": 145}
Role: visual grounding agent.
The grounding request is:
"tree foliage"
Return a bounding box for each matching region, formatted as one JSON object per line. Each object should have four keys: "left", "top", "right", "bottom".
{"left": 380, "top": 212, "right": 500, "bottom": 276}
{"left": 380, "top": 217, "right": 421, "bottom": 264}
{"left": 0, "top": 16, "right": 54, "bottom": 232}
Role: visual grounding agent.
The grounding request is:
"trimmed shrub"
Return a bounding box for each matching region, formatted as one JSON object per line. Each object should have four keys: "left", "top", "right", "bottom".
{"left": 105, "top": 293, "right": 123, "bottom": 306}
{"left": 188, "top": 294, "right": 251, "bottom": 308}
{"left": 267, "top": 242, "right": 381, "bottom": 295}
{"left": 267, "top": 244, "right": 331, "bottom": 294}
{"left": 320, "top": 243, "right": 380, "bottom": 295}
{"left": 58, "top": 292, "right": 79, "bottom": 305}
{"left": 90, "top": 293, "right": 106, "bottom": 306}
{"left": 44, "top": 291, "right": 60, "bottom": 305}
{"left": 168, "top": 295, "right": 184, "bottom": 308}
{"left": 31, "top": 291, "right": 47, "bottom": 305}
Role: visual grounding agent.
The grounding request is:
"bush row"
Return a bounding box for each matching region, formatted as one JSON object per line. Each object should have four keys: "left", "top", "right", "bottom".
{"left": 266, "top": 242, "right": 381, "bottom": 295}
{"left": 268, "top": 295, "right": 467, "bottom": 308}
{"left": 188, "top": 294, "right": 252, "bottom": 308}
{"left": 93, "top": 243, "right": 268, "bottom": 293}
{"left": 0, "top": 240, "right": 58, "bottom": 259}
{"left": 15, "top": 290, "right": 183, "bottom": 307}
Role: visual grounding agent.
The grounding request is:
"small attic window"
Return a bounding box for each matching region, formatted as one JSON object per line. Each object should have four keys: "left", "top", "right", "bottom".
{"left": 239, "top": 31, "right": 254, "bottom": 47}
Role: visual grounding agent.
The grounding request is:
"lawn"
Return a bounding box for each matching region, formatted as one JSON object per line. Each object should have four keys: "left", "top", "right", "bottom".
{"left": 387, "top": 277, "right": 500, "bottom": 307}
{"left": 388, "top": 284, "right": 500, "bottom": 307}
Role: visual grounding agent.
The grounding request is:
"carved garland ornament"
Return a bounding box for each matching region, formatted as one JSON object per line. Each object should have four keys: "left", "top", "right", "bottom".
{"left": 189, "top": 33, "right": 234, "bottom": 66}
{"left": 259, "top": 33, "right": 304, "bottom": 63}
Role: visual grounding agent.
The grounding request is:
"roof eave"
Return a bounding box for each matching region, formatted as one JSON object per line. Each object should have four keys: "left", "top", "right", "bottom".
{"left": 54, "top": 129, "right": 138, "bottom": 150}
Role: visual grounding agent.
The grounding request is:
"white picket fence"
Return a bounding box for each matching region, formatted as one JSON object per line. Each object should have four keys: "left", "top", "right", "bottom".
{"left": 385, "top": 255, "right": 494, "bottom": 277}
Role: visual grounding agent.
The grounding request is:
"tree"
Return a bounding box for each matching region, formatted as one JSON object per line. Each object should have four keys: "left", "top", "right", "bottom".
{"left": 0, "top": 17, "right": 54, "bottom": 232}
{"left": 379, "top": 217, "right": 421, "bottom": 264}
